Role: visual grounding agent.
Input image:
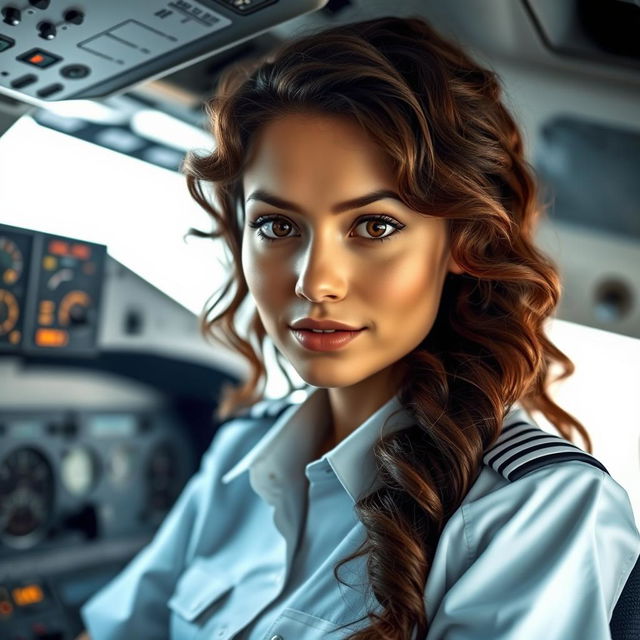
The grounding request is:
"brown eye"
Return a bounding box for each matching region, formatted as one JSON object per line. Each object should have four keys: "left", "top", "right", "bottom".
{"left": 363, "top": 220, "right": 387, "bottom": 239}
{"left": 353, "top": 216, "right": 403, "bottom": 242}
{"left": 271, "top": 220, "right": 292, "bottom": 238}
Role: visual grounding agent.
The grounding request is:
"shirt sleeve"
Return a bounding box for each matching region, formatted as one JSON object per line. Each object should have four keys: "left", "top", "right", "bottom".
{"left": 80, "top": 437, "right": 217, "bottom": 640}
{"left": 426, "top": 461, "right": 640, "bottom": 640}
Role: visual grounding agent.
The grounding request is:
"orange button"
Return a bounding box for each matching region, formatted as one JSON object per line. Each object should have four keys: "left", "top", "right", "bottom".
{"left": 35, "top": 328, "right": 68, "bottom": 347}
{"left": 71, "top": 243, "right": 91, "bottom": 260}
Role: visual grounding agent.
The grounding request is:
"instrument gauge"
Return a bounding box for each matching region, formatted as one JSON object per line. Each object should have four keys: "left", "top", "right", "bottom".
{"left": 61, "top": 446, "right": 98, "bottom": 496}
{"left": 0, "top": 235, "right": 24, "bottom": 285}
{"left": 0, "top": 447, "right": 54, "bottom": 549}
{"left": 0, "top": 289, "right": 19, "bottom": 336}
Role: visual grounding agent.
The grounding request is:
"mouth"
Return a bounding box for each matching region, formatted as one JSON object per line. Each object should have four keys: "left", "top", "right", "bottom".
{"left": 289, "top": 327, "right": 367, "bottom": 352}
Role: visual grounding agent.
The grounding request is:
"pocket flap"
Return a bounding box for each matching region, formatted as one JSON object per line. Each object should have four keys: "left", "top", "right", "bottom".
{"left": 168, "top": 562, "right": 234, "bottom": 621}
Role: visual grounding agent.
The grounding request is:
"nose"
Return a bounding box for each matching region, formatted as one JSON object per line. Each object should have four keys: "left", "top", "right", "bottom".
{"left": 294, "top": 238, "right": 348, "bottom": 302}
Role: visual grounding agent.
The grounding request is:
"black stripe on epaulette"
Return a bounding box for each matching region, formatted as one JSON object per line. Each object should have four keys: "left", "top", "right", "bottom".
{"left": 483, "top": 418, "right": 609, "bottom": 482}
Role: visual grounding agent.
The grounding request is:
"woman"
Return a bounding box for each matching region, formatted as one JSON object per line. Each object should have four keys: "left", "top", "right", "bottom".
{"left": 78, "top": 14, "right": 640, "bottom": 640}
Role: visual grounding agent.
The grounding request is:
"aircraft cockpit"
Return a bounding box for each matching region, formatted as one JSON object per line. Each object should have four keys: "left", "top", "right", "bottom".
{"left": 0, "top": 1, "right": 639, "bottom": 639}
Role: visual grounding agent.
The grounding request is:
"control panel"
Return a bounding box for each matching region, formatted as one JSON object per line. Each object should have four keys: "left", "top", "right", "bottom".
{"left": 0, "top": 221, "right": 238, "bottom": 639}
{"left": 0, "top": 409, "right": 193, "bottom": 553}
{"left": 0, "top": 0, "right": 328, "bottom": 104}
{"left": 0, "top": 406, "right": 197, "bottom": 639}
{"left": 0, "top": 222, "right": 105, "bottom": 355}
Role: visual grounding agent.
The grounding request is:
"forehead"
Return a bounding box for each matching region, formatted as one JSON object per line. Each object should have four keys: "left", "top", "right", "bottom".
{"left": 242, "top": 112, "right": 397, "bottom": 195}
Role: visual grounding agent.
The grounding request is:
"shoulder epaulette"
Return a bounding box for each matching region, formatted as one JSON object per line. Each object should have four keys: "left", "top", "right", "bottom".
{"left": 483, "top": 414, "right": 609, "bottom": 482}
{"left": 235, "top": 396, "right": 296, "bottom": 421}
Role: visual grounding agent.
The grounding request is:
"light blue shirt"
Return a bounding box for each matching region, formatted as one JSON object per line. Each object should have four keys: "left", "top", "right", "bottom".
{"left": 80, "top": 386, "right": 640, "bottom": 639}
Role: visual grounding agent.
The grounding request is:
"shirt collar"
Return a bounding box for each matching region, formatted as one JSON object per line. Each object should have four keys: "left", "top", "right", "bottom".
{"left": 221, "top": 386, "right": 526, "bottom": 503}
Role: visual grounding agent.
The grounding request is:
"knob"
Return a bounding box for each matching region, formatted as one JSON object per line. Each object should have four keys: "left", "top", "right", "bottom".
{"left": 38, "top": 21, "right": 56, "bottom": 39}
{"left": 68, "top": 304, "right": 88, "bottom": 325}
{"left": 29, "top": 0, "right": 51, "bottom": 8}
{"left": 1, "top": 6, "right": 21, "bottom": 26}
{"left": 63, "top": 9, "right": 84, "bottom": 25}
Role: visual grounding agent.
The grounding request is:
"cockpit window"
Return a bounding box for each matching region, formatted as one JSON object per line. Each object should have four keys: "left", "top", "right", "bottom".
{"left": 535, "top": 115, "right": 640, "bottom": 241}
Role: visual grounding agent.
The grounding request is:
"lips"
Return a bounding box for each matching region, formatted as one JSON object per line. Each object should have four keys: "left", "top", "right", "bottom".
{"left": 289, "top": 318, "right": 365, "bottom": 331}
{"left": 290, "top": 327, "right": 366, "bottom": 352}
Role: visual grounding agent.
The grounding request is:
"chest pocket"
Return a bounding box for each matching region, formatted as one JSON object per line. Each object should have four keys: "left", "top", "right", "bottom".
{"left": 168, "top": 560, "right": 235, "bottom": 639}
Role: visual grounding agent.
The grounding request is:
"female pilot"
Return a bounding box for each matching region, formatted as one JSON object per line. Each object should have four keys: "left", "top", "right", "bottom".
{"left": 78, "top": 14, "right": 640, "bottom": 640}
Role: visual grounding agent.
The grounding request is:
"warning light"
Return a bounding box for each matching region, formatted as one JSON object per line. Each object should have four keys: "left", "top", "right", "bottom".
{"left": 18, "top": 48, "right": 62, "bottom": 69}
{"left": 42, "top": 255, "right": 57, "bottom": 271}
{"left": 4, "top": 268, "right": 18, "bottom": 284}
{"left": 48, "top": 239, "right": 69, "bottom": 256}
{"left": 0, "top": 599, "right": 12, "bottom": 616}
{"left": 12, "top": 583, "right": 44, "bottom": 607}
{"left": 35, "top": 328, "right": 68, "bottom": 347}
{"left": 71, "top": 243, "right": 90, "bottom": 260}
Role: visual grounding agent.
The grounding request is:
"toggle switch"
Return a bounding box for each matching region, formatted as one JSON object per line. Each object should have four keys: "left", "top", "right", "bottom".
{"left": 63, "top": 9, "right": 84, "bottom": 25}
{"left": 1, "top": 6, "right": 21, "bottom": 26}
{"left": 10, "top": 73, "right": 37, "bottom": 89}
{"left": 37, "top": 21, "right": 57, "bottom": 40}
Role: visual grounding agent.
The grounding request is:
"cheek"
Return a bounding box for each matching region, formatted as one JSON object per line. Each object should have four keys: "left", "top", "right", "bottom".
{"left": 241, "top": 240, "right": 287, "bottom": 305}
{"left": 366, "top": 254, "right": 445, "bottom": 316}
{"left": 242, "top": 237, "right": 264, "bottom": 290}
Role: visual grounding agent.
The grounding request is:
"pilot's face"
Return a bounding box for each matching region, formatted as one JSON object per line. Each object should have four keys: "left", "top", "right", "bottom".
{"left": 241, "top": 112, "right": 463, "bottom": 390}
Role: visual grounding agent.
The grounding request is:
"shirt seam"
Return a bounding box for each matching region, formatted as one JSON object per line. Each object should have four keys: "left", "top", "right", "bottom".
{"left": 460, "top": 503, "right": 475, "bottom": 570}
{"left": 603, "top": 466, "right": 640, "bottom": 618}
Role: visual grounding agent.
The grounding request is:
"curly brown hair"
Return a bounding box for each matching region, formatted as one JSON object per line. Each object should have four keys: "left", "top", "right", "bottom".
{"left": 181, "top": 14, "right": 593, "bottom": 639}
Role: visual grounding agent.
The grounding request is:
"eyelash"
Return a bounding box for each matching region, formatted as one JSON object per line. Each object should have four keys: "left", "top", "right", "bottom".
{"left": 247, "top": 214, "right": 405, "bottom": 244}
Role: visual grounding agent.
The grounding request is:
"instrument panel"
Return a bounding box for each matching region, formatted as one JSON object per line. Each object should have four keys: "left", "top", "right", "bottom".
{"left": 0, "top": 406, "right": 197, "bottom": 639}
{"left": 0, "top": 222, "right": 106, "bottom": 355}
{"left": 0, "top": 410, "right": 194, "bottom": 562}
{"left": 0, "top": 223, "right": 232, "bottom": 639}
{"left": 0, "top": 408, "right": 192, "bottom": 552}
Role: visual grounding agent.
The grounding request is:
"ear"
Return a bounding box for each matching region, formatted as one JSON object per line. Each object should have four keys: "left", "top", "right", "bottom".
{"left": 447, "top": 254, "right": 465, "bottom": 275}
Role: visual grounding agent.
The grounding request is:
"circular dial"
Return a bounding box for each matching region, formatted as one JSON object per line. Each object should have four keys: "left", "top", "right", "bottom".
{"left": 61, "top": 446, "right": 97, "bottom": 496}
{"left": 0, "top": 289, "right": 19, "bottom": 336}
{"left": 58, "top": 290, "right": 91, "bottom": 326}
{"left": 0, "top": 236, "right": 24, "bottom": 285}
{"left": 0, "top": 447, "right": 54, "bottom": 549}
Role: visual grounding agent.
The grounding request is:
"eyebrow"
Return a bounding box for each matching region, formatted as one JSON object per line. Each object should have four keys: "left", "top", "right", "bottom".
{"left": 245, "top": 188, "right": 404, "bottom": 215}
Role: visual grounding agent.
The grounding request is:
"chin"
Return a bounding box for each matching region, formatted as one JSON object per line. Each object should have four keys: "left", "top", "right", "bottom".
{"left": 289, "top": 362, "right": 366, "bottom": 389}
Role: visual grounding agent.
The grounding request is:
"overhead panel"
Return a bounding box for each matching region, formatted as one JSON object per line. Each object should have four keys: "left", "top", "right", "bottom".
{"left": 0, "top": 0, "right": 328, "bottom": 105}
